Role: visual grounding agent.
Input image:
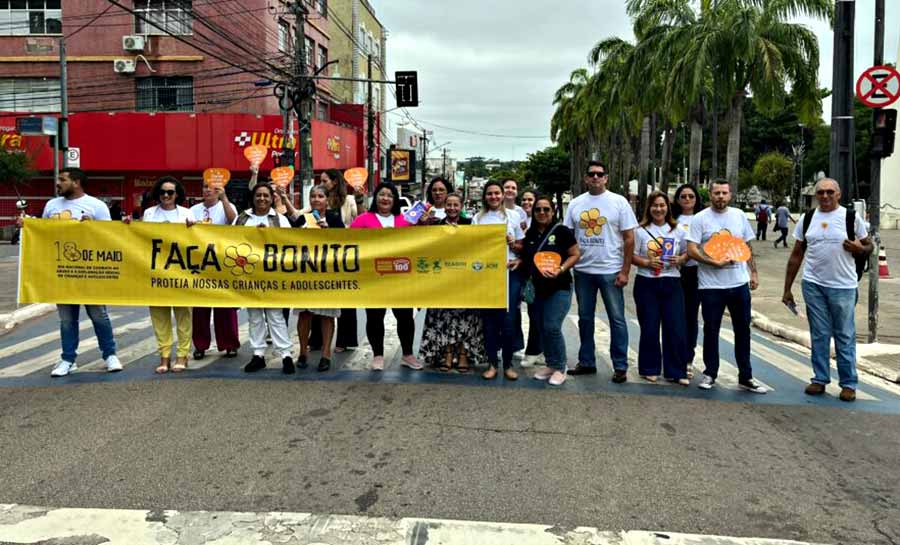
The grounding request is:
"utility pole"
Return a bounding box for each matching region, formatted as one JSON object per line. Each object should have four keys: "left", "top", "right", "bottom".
{"left": 420, "top": 129, "right": 428, "bottom": 197}
{"left": 293, "top": 1, "right": 312, "bottom": 207}
{"left": 366, "top": 55, "right": 376, "bottom": 194}
{"left": 442, "top": 147, "right": 448, "bottom": 178}
{"left": 867, "top": 0, "right": 885, "bottom": 343}
{"left": 829, "top": 0, "right": 855, "bottom": 204}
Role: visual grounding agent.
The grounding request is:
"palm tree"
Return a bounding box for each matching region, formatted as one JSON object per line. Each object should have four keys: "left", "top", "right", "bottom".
{"left": 551, "top": 68, "right": 593, "bottom": 197}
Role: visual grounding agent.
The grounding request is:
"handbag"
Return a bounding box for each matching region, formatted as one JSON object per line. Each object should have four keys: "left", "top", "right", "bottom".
{"left": 523, "top": 223, "right": 562, "bottom": 304}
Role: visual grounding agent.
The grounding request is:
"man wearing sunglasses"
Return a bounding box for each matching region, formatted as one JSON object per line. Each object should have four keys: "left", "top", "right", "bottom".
{"left": 563, "top": 161, "right": 637, "bottom": 383}
{"left": 783, "top": 178, "right": 871, "bottom": 402}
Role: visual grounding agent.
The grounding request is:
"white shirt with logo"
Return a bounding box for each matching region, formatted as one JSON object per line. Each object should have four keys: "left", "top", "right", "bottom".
{"left": 794, "top": 207, "right": 867, "bottom": 289}
{"left": 563, "top": 191, "right": 638, "bottom": 275}
{"left": 677, "top": 214, "right": 698, "bottom": 267}
{"left": 634, "top": 222, "right": 686, "bottom": 279}
{"left": 474, "top": 209, "right": 525, "bottom": 262}
{"left": 190, "top": 201, "right": 237, "bottom": 225}
{"left": 686, "top": 207, "right": 755, "bottom": 289}
{"left": 143, "top": 205, "right": 192, "bottom": 224}
{"left": 42, "top": 195, "right": 111, "bottom": 221}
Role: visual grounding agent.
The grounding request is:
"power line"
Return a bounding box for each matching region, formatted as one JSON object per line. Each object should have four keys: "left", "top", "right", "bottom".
{"left": 387, "top": 111, "right": 549, "bottom": 140}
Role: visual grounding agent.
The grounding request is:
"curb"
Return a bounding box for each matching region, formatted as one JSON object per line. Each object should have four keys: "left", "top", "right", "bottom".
{"left": 750, "top": 310, "right": 900, "bottom": 384}
{"left": 0, "top": 303, "right": 55, "bottom": 332}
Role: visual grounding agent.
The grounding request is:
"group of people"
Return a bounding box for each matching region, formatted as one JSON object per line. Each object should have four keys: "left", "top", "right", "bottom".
{"left": 33, "top": 163, "right": 871, "bottom": 401}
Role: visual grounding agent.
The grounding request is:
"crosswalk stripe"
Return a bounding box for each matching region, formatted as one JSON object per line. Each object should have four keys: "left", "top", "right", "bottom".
{"left": 0, "top": 317, "right": 153, "bottom": 378}
{"left": 0, "top": 312, "right": 125, "bottom": 361}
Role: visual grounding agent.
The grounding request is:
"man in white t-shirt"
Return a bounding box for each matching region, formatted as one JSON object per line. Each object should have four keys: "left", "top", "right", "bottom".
{"left": 563, "top": 161, "right": 637, "bottom": 383}
{"left": 40, "top": 168, "right": 122, "bottom": 377}
{"left": 783, "top": 178, "right": 871, "bottom": 402}
{"left": 686, "top": 179, "right": 766, "bottom": 393}
{"left": 190, "top": 183, "right": 240, "bottom": 360}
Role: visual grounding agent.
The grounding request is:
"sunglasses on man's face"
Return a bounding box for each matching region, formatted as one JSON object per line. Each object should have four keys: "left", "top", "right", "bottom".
{"left": 586, "top": 172, "right": 607, "bottom": 178}
{"left": 816, "top": 189, "right": 836, "bottom": 196}
{"left": 160, "top": 189, "right": 176, "bottom": 197}
{"left": 534, "top": 206, "right": 553, "bottom": 213}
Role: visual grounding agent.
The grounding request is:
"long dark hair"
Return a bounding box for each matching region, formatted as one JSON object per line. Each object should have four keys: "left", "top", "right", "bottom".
{"left": 672, "top": 183, "right": 705, "bottom": 218}
{"left": 150, "top": 176, "right": 186, "bottom": 206}
{"left": 322, "top": 169, "right": 348, "bottom": 211}
{"left": 426, "top": 176, "right": 451, "bottom": 206}
{"left": 640, "top": 191, "right": 677, "bottom": 229}
{"left": 369, "top": 181, "right": 402, "bottom": 215}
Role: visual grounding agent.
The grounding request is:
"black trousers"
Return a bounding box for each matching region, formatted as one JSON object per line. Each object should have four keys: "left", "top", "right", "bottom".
{"left": 679, "top": 266, "right": 700, "bottom": 364}
{"left": 366, "top": 308, "right": 415, "bottom": 357}
{"left": 774, "top": 227, "right": 789, "bottom": 246}
{"left": 756, "top": 222, "right": 768, "bottom": 240}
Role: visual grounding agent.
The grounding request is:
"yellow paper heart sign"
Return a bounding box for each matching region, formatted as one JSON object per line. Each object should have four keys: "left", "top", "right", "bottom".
{"left": 203, "top": 168, "right": 231, "bottom": 190}
{"left": 243, "top": 145, "right": 268, "bottom": 168}
{"left": 269, "top": 166, "right": 294, "bottom": 189}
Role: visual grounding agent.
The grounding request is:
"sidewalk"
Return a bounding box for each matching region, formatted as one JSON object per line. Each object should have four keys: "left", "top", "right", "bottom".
{"left": 752, "top": 226, "right": 900, "bottom": 382}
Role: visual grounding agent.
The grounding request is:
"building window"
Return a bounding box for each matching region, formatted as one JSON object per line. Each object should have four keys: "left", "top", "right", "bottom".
{"left": 134, "top": 0, "right": 192, "bottom": 36}
{"left": 317, "top": 102, "right": 328, "bottom": 121}
{"left": 317, "top": 45, "right": 327, "bottom": 74}
{"left": 278, "top": 20, "right": 290, "bottom": 53}
{"left": 304, "top": 37, "right": 314, "bottom": 70}
{"left": 315, "top": 0, "right": 326, "bottom": 16}
{"left": 136, "top": 77, "right": 194, "bottom": 112}
{"left": 0, "top": 78, "right": 60, "bottom": 112}
{"left": 0, "top": 0, "right": 61, "bottom": 35}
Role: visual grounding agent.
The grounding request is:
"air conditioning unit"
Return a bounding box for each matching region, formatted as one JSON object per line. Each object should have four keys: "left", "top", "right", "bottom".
{"left": 113, "top": 59, "right": 136, "bottom": 73}
{"left": 122, "top": 35, "right": 145, "bottom": 51}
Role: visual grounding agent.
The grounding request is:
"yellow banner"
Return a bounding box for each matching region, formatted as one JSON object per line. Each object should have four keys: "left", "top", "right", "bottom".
{"left": 19, "top": 220, "right": 507, "bottom": 309}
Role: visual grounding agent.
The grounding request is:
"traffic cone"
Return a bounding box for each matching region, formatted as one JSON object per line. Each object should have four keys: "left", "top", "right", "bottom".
{"left": 878, "top": 247, "right": 891, "bottom": 278}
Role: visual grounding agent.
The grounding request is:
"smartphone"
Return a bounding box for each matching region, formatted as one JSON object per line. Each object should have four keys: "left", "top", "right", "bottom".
{"left": 784, "top": 301, "right": 799, "bottom": 316}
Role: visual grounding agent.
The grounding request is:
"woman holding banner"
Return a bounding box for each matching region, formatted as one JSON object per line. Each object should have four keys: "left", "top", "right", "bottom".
{"left": 671, "top": 183, "right": 704, "bottom": 378}
{"left": 520, "top": 196, "right": 580, "bottom": 386}
{"left": 350, "top": 182, "right": 422, "bottom": 372}
{"left": 190, "top": 181, "right": 240, "bottom": 361}
{"left": 233, "top": 183, "right": 296, "bottom": 374}
{"left": 140, "top": 177, "right": 195, "bottom": 374}
{"left": 632, "top": 191, "right": 690, "bottom": 385}
{"left": 293, "top": 185, "right": 344, "bottom": 372}
{"left": 321, "top": 169, "right": 359, "bottom": 354}
{"left": 418, "top": 193, "right": 484, "bottom": 372}
{"left": 473, "top": 180, "right": 525, "bottom": 381}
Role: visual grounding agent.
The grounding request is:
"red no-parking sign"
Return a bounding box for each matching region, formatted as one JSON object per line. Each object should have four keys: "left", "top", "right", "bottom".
{"left": 856, "top": 65, "right": 900, "bottom": 108}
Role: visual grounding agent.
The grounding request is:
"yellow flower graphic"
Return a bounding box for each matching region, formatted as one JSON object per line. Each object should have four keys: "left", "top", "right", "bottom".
{"left": 579, "top": 208, "right": 608, "bottom": 236}
{"left": 224, "top": 243, "right": 260, "bottom": 276}
{"left": 646, "top": 237, "right": 663, "bottom": 256}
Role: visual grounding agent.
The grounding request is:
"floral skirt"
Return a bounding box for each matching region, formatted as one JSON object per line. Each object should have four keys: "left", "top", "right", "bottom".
{"left": 418, "top": 309, "right": 486, "bottom": 365}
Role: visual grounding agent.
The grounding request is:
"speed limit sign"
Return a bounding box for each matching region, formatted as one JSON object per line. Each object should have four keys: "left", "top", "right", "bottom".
{"left": 65, "top": 147, "right": 80, "bottom": 168}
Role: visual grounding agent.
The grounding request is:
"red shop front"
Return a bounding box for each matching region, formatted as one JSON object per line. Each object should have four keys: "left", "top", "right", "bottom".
{"left": 0, "top": 112, "right": 364, "bottom": 224}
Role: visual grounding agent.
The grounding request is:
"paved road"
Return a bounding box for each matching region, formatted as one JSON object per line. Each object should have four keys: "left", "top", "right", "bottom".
{"left": 0, "top": 306, "right": 898, "bottom": 544}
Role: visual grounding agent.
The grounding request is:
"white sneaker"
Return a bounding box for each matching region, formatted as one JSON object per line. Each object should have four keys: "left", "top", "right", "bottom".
{"left": 522, "top": 354, "right": 545, "bottom": 368}
{"left": 51, "top": 360, "right": 77, "bottom": 377}
{"left": 513, "top": 350, "right": 525, "bottom": 360}
{"left": 698, "top": 374, "right": 715, "bottom": 390}
{"left": 549, "top": 370, "right": 567, "bottom": 386}
{"left": 739, "top": 378, "right": 769, "bottom": 394}
{"left": 105, "top": 355, "right": 123, "bottom": 373}
{"left": 533, "top": 367, "right": 554, "bottom": 381}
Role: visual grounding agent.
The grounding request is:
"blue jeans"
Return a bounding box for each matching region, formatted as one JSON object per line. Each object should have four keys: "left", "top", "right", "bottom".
{"left": 699, "top": 284, "right": 753, "bottom": 382}
{"left": 530, "top": 289, "right": 571, "bottom": 371}
{"left": 574, "top": 271, "right": 628, "bottom": 371}
{"left": 634, "top": 276, "right": 688, "bottom": 379}
{"left": 802, "top": 280, "right": 858, "bottom": 389}
{"left": 58, "top": 304, "right": 117, "bottom": 363}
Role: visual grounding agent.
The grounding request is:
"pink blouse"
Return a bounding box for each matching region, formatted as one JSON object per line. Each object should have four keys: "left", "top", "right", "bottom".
{"left": 350, "top": 211, "right": 411, "bottom": 229}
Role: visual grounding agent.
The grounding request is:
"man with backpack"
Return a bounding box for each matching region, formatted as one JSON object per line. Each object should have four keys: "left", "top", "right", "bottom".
{"left": 782, "top": 178, "right": 872, "bottom": 402}
{"left": 754, "top": 199, "right": 771, "bottom": 241}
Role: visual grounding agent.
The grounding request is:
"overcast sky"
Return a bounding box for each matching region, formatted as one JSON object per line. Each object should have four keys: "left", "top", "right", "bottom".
{"left": 372, "top": 1, "right": 900, "bottom": 163}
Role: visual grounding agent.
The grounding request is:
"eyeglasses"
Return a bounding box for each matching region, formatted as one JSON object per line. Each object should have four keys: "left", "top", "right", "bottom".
{"left": 586, "top": 172, "right": 607, "bottom": 178}
{"left": 816, "top": 189, "right": 836, "bottom": 196}
{"left": 679, "top": 194, "right": 696, "bottom": 200}
{"left": 534, "top": 206, "right": 553, "bottom": 213}
{"left": 160, "top": 189, "right": 176, "bottom": 196}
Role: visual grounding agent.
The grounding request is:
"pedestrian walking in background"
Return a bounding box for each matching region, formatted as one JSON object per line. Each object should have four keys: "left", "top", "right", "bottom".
{"left": 783, "top": 178, "right": 872, "bottom": 402}
{"left": 474, "top": 180, "right": 525, "bottom": 381}
{"left": 672, "top": 183, "right": 705, "bottom": 378}
{"left": 632, "top": 191, "right": 689, "bottom": 385}
{"left": 42, "top": 168, "right": 122, "bottom": 377}
{"left": 189, "top": 180, "right": 240, "bottom": 361}
{"left": 754, "top": 199, "right": 772, "bottom": 241}
{"left": 418, "top": 193, "right": 485, "bottom": 373}
{"left": 563, "top": 161, "right": 637, "bottom": 383}
{"left": 293, "top": 185, "right": 344, "bottom": 373}
{"left": 233, "top": 183, "right": 295, "bottom": 374}
{"left": 773, "top": 202, "right": 796, "bottom": 248}
{"left": 520, "top": 196, "right": 580, "bottom": 386}
{"left": 687, "top": 180, "right": 767, "bottom": 394}
{"left": 351, "top": 182, "right": 422, "bottom": 372}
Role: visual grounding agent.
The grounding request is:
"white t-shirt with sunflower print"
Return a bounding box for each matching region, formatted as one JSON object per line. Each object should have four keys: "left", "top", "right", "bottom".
{"left": 686, "top": 207, "right": 755, "bottom": 289}
{"left": 634, "top": 222, "right": 685, "bottom": 279}
{"left": 564, "top": 191, "right": 638, "bottom": 275}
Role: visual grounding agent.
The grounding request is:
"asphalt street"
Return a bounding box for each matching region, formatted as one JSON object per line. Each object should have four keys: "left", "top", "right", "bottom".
{"left": 0, "top": 304, "right": 899, "bottom": 544}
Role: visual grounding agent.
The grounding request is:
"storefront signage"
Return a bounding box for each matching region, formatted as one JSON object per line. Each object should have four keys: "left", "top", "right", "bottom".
{"left": 233, "top": 130, "right": 295, "bottom": 150}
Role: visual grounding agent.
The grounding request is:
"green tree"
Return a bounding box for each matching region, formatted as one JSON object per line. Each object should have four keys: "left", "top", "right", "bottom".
{"left": 752, "top": 151, "right": 794, "bottom": 201}
{"left": 0, "top": 151, "right": 35, "bottom": 195}
{"left": 521, "top": 146, "right": 570, "bottom": 213}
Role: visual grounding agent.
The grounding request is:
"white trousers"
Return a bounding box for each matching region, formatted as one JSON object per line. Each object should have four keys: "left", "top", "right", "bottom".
{"left": 248, "top": 308, "right": 292, "bottom": 358}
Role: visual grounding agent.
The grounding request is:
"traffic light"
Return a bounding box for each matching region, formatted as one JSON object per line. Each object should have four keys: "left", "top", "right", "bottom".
{"left": 871, "top": 109, "right": 897, "bottom": 158}
{"left": 395, "top": 71, "right": 419, "bottom": 108}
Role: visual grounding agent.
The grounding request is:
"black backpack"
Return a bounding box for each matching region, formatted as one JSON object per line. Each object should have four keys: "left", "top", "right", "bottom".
{"left": 801, "top": 206, "right": 869, "bottom": 281}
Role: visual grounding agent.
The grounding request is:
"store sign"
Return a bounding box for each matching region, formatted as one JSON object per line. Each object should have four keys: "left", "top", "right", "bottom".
{"left": 0, "top": 132, "right": 23, "bottom": 149}
{"left": 326, "top": 135, "right": 342, "bottom": 159}
{"left": 233, "top": 130, "right": 295, "bottom": 150}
